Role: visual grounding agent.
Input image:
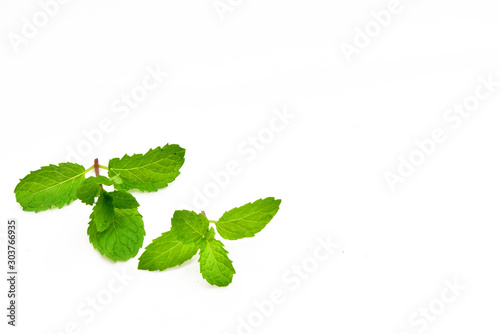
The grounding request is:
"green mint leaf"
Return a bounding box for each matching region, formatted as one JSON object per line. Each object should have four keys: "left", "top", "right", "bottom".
{"left": 87, "top": 207, "right": 145, "bottom": 261}
{"left": 108, "top": 144, "right": 185, "bottom": 192}
{"left": 108, "top": 190, "right": 139, "bottom": 209}
{"left": 138, "top": 231, "right": 199, "bottom": 271}
{"left": 170, "top": 210, "right": 209, "bottom": 244}
{"left": 215, "top": 197, "right": 281, "bottom": 240}
{"left": 92, "top": 192, "right": 115, "bottom": 232}
{"left": 198, "top": 228, "right": 235, "bottom": 287}
{"left": 14, "top": 162, "right": 87, "bottom": 212}
{"left": 76, "top": 176, "right": 114, "bottom": 205}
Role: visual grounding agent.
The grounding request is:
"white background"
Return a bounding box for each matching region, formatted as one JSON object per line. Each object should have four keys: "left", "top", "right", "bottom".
{"left": 1, "top": 0, "right": 500, "bottom": 333}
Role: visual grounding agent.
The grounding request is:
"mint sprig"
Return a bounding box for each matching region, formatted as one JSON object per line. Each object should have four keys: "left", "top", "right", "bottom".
{"left": 138, "top": 197, "right": 281, "bottom": 287}
{"left": 14, "top": 144, "right": 186, "bottom": 262}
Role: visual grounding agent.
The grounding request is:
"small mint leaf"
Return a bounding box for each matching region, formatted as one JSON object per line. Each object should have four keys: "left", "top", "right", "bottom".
{"left": 198, "top": 228, "right": 235, "bottom": 287}
{"left": 215, "top": 198, "right": 281, "bottom": 240}
{"left": 92, "top": 191, "right": 115, "bottom": 232}
{"left": 76, "top": 176, "right": 107, "bottom": 205}
{"left": 170, "top": 210, "right": 209, "bottom": 244}
{"left": 138, "top": 231, "right": 199, "bottom": 271}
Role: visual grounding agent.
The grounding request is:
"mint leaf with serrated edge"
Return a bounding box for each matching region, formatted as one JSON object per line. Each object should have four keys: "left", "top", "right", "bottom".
{"left": 14, "top": 162, "right": 87, "bottom": 212}
{"left": 88, "top": 207, "right": 145, "bottom": 261}
{"left": 138, "top": 231, "right": 199, "bottom": 271}
{"left": 215, "top": 197, "right": 281, "bottom": 240}
{"left": 198, "top": 228, "right": 235, "bottom": 287}
{"left": 76, "top": 176, "right": 115, "bottom": 205}
{"left": 108, "top": 144, "right": 185, "bottom": 192}
{"left": 14, "top": 143, "right": 184, "bottom": 263}
{"left": 170, "top": 210, "right": 209, "bottom": 244}
{"left": 92, "top": 191, "right": 115, "bottom": 232}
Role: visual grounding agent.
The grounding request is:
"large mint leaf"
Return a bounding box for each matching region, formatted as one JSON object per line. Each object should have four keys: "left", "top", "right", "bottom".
{"left": 14, "top": 163, "right": 87, "bottom": 212}
{"left": 108, "top": 144, "right": 185, "bottom": 192}
{"left": 88, "top": 207, "right": 145, "bottom": 261}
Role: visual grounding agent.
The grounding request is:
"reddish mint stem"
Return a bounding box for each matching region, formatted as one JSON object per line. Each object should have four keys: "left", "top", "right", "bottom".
{"left": 94, "top": 158, "right": 103, "bottom": 189}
